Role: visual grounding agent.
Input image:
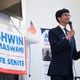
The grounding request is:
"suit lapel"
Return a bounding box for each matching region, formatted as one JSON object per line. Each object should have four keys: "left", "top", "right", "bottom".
{"left": 55, "top": 26, "right": 65, "bottom": 40}
{"left": 57, "top": 26, "right": 75, "bottom": 48}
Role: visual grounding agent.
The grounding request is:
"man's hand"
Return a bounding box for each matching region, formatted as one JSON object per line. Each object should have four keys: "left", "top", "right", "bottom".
{"left": 66, "top": 29, "right": 75, "bottom": 40}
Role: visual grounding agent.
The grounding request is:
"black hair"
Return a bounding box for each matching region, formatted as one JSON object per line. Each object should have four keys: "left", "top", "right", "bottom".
{"left": 55, "top": 8, "right": 70, "bottom": 23}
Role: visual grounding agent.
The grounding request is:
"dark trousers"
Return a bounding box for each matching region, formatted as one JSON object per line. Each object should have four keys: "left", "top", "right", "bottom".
{"left": 51, "top": 76, "right": 73, "bottom": 80}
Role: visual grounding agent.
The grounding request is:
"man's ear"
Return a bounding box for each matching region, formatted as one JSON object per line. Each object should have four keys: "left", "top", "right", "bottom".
{"left": 58, "top": 17, "right": 61, "bottom": 22}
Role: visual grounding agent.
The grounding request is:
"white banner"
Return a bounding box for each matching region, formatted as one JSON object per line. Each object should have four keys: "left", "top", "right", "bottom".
{"left": 41, "top": 28, "right": 51, "bottom": 80}
{"left": 0, "top": 29, "right": 27, "bottom": 74}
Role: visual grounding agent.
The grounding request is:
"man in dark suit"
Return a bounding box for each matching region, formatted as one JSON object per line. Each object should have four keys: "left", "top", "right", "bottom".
{"left": 47, "top": 8, "right": 80, "bottom": 80}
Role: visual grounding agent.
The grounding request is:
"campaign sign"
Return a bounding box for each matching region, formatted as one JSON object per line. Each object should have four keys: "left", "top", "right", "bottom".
{"left": 0, "top": 30, "right": 27, "bottom": 74}
{"left": 41, "top": 28, "right": 50, "bottom": 45}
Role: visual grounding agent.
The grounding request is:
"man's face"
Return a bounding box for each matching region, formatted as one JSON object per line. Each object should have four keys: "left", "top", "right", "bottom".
{"left": 58, "top": 12, "right": 71, "bottom": 24}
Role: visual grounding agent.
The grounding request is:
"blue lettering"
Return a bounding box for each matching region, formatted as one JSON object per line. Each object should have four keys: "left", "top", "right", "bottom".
{"left": 0, "top": 32, "right": 24, "bottom": 46}
{"left": 0, "top": 43, "right": 2, "bottom": 49}
{"left": 10, "top": 46, "right": 15, "bottom": 52}
{"left": 44, "top": 33, "right": 49, "bottom": 42}
{"left": 7, "top": 59, "right": 24, "bottom": 66}
{"left": 3, "top": 44, "right": 7, "bottom": 50}
{"left": 1, "top": 32, "right": 7, "bottom": 42}
{"left": 0, "top": 57, "right": 6, "bottom": 64}
{"left": 45, "top": 33, "right": 48, "bottom": 38}
{"left": 0, "top": 43, "right": 24, "bottom": 53}
{"left": 16, "top": 36, "right": 23, "bottom": 45}
{"left": 8, "top": 34, "right": 15, "bottom": 44}
{"left": 6, "top": 44, "right": 11, "bottom": 51}
{"left": 15, "top": 47, "right": 24, "bottom": 53}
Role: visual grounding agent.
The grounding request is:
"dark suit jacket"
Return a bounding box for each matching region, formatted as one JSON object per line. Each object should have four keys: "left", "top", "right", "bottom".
{"left": 47, "top": 26, "right": 80, "bottom": 77}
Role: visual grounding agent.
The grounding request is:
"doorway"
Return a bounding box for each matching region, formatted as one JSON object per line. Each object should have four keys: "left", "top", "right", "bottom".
{"left": 0, "top": 73, "right": 18, "bottom": 80}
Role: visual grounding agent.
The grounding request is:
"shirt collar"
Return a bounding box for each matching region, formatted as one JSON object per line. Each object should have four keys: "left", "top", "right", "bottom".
{"left": 58, "top": 24, "right": 66, "bottom": 30}
{"left": 58, "top": 24, "right": 67, "bottom": 35}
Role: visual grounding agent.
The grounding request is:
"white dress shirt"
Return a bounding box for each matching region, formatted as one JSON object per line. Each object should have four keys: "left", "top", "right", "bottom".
{"left": 58, "top": 24, "right": 67, "bottom": 35}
